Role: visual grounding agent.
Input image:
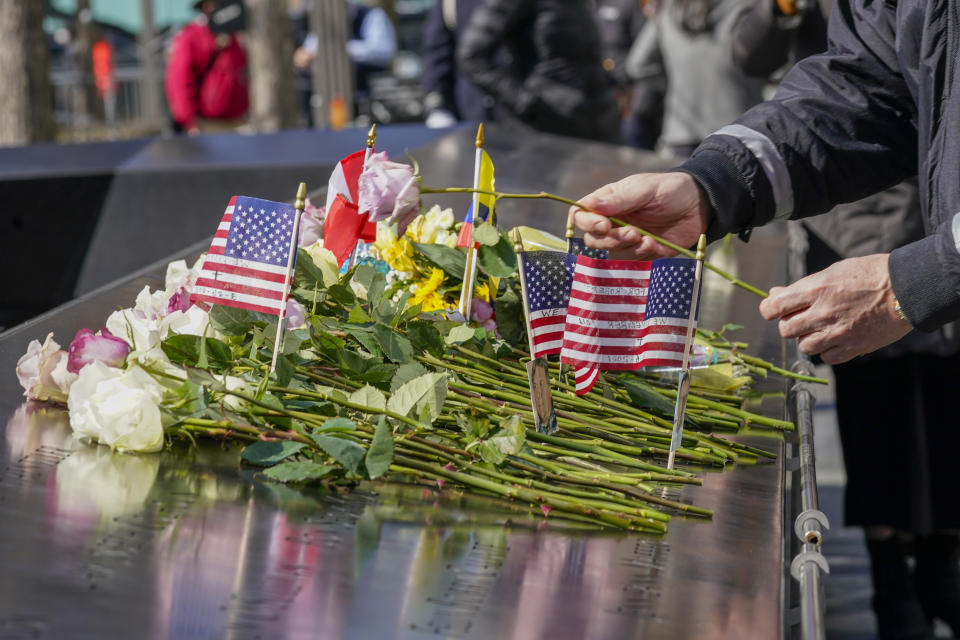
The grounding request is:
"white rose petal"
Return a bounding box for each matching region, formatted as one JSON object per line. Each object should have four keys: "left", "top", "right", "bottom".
{"left": 67, "top": 362, "right": 165, "bottom": 453}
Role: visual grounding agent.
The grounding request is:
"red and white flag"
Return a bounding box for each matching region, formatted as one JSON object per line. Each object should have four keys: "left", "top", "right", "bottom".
{"left": 323, "top": 149, "right": 376, "bottom": 265}
{"left": 190, "top": 196, "right": 297, "bottom": 316}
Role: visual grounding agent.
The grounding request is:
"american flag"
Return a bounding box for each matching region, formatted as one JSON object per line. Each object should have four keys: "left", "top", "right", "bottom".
{"left": 568, "top": 238, "right": 609, "bottom": 260}
{"left": 190, "top": 196, "right": 297, "bottom": 316}
{"left": 560, "top": 256, "right": 699, "bottom": 395}
{"left": 520, "top": 250, "right": 577, "bottom": 358}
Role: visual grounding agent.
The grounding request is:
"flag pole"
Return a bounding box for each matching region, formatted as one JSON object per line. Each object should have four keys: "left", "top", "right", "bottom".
{"left": 457, "top": 123, "right": 484, "bottom": 323}
{"left": 667, "top": 234, "right": 707, "bottom": 470}
{"left": 347, "top": 123, "right": 377, "bottom": 270}
{"left": 511, "top": 227, "right": 558, "bottom": 434}
{"left": 271, "top": 182, "right": 308, "bottom": 374}
{"left": 565, "top": 208, "right": 576, "bottom": 254}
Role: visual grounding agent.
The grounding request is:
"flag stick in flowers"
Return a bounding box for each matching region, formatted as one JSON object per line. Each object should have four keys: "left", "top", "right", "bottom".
{"left": 457, "top": 124, "right": 494, "bottom": 322}
{"left": 324, "top": 125, "right": 378, "bottom": 267}
{"left": 511, "top": 228, "right": 559, "bottom": 434}
{"left": 667, "top": 235, "right": 707, "bottom": 470}
{"left": 269, "top": 182, "right": 308, "bottom": 373}
{"left": 347, "top": 124, "right": 379, "bottom": 270}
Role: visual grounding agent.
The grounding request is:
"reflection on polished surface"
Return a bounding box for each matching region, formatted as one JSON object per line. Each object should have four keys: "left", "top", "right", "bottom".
{"left": 0, "top": 126, "right": 792, "bottom": 639}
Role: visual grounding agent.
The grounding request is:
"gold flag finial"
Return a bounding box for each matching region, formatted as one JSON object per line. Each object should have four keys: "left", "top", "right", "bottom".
{"left": 566, "top": 209, "right": 577, "bottom": 239}
{"left": 696, "top": 234, "right": 707, "bottom": 260}
{"left": 511, "top": 227, "right": 524, "bottom": 254}
{"left": 475, "top": 123, "right": 485, "bottom": 148}
{"left": 295, "top": 182, "right": 307, "bottom": 212}
{"left": 367, "top": 123, "right": 377, "bottom": 148}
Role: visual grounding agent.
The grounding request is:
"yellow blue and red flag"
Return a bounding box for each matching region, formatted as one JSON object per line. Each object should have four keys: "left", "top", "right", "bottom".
{"left": 457, "top": 149, "right": 495, "bottom": 248}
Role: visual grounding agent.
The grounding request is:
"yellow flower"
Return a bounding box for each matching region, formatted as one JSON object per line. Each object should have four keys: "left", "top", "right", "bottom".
{"left": 373, "top": 224, "right": 417, "bottom": 273}
{"left": 474, "top": 282, "right": 491, "bottom": 303}
{"left": 405, "top": 205, "right": 456, "bottom": 245}
{"left": 418, "top": 291, "right": 449, "bottom": 312}
{"left": 410, "top": 268, "right": 445, "bottom": 307}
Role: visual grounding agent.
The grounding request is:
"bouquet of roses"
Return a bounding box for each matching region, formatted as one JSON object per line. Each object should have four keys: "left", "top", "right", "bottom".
{"left": 14, "top": 151, "right": 813, "bottom": 533}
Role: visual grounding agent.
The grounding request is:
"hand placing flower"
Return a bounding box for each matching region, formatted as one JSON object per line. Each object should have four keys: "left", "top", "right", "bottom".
{"left": 358, "top": 152, "right": 420, "bottom": 236}
{"left": 67, "top": 361, "right": 165, "bottom": 453}
{"left": 67, "top": 328, "right": 131, "bottom": 374}
{"left": 16, "top": 333, "right": 77, "bottom": 404}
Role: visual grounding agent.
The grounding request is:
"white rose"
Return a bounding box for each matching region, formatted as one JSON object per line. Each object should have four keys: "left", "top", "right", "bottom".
{"left": 135, "top": 284, "right": 172, "bottom": 320}
{"left": 164, "top": 304, "right": 224, "bottom": 340}
{"left": 16, "top": 332, "right": 77, "bottom": 403}
{"left": 105, "top": 307, "right": 167, "bottom": 364}
{"left": 435, "top": 207, "right": 455, "bottom": 230}
{"left": 303, "top": 240, "right": 341, "bottom": 287}
{"left": 68, "top": 361, "right": 165, "bottom": 453}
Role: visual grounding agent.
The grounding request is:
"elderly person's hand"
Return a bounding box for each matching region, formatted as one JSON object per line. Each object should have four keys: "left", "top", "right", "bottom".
{"left": 571, "top": 172, "right": 709, "bottom": 260}
{"left": 759, "top": 254, "right": 913, "bottom": 364}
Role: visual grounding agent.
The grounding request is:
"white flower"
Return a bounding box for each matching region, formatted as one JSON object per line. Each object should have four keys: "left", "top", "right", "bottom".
{"left": 164, "top": 257, "right": 202, "bottom": 294}
{"left": 68, "top": 361, "right": 165, "bottom": 453}
{"left": 16, "top": 333, "right": 77, "bottom": 403}
{"left": 105, "top": 306, "right": 166, "bottom": 364}
{"left": 164, "top": 304, "right": 224, "bottom": 340}
{"left": 135, "top": 284, "right": 172, "bottom": 320}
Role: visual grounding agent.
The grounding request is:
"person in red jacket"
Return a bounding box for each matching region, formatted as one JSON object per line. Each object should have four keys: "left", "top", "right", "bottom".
{"left": 164, "top": 0, "right": 249, "bottom": 135}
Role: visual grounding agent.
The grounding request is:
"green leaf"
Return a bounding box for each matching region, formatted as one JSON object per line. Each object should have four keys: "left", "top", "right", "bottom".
{"left": 161, "top": 335, "right": 233, "bottom": 370}
{"left": 311, "top": 434, "right": 366, "bottom": 475}
{"left": 720, "top": 323, "right": 744, "bottom": 334}
{"left": 295, "top": 246, "right": 339, "bottom": 288}
{"left": 352, "top": 264, "right": 377, "bottom": 298}
{"left": 273, "top": 354, "right": 295, "bottom": 387}
{"left": 619, "top": 377, "right": 694, "bottom": 426}
{"left": 311, "top": 330, "right": 346, "bottom": 363}
{"left": 241, "top": 441, "right": 305, "bottom": 466}
{"left": 349, "top": 385, "right": 387, "bottom": 412}
{"left": 373, "top": 323, "right": 413, "bottom": 363}
{"left": 477, "top": 235, "right": 518, "bottom": 278}
{"left": 184, "top": 366, "right": 224, "bottom": 391}
{"left": 445, "top": 324, "right": 477, "bottom": 346}
{"left": 261, "top": 461, "right": 337, "bottom": 484}
{"left": 406, "top": 321, "right": 445, "bottom": 358}
{"left": 493, "top": 286, "right": 524, "bottom": 345}
{"left": 390, "top": 361, "right": 429, "bottom": 392}
{"left": 472, "top": 223, "right": 501, "bottom": 246}
{"left": 318, "top": 417, "right": 357, "bottom": 432}
{"left": 477, "top": 441, "right": 507, "bottom": 465}
{"left": 367, "top": 272, "right": 387, "bottom": 311}
{"left": 342, "top": 325, "right": 383, "bottom": 358}
{"left": 412, "top": 242, "right": 465, "bottom": 280}
{"left": 386, "top": 372, "right": 448, "bottom": 425}
{"left": 339, "top": 349, "right": 380, "bottom": 375}
{"left": 171, "top": 379, "right": 208, "bottom": 415}
{"left": 208, "top": 305, "right": 254, "bottom": 336}
{"left": 328, "top": 283, "right": 357, "bottom": 306}
{"left": 365, "top": 416, "right": 393, "bottom": 479}
{"left": 355, "top": 364, "right": 398, "bottom": 387}
{"left": 486, "top": 415, "right": 526, "bottom": 457}
{"left": 348, "top": 304, "right": 373, "bottom": 323}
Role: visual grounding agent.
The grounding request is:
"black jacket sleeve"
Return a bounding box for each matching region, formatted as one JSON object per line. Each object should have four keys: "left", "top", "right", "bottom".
{"left": 678, "top": 1, "right": 960, "bottom": 330}
{"left": 679, "top": 0, "right": 917, "bottom": 237}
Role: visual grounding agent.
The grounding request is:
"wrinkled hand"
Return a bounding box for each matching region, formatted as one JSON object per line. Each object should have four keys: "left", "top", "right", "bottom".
{"left": 758, "top": 254, "right": 912, "bottom": 364}
{"left": 571, "top": 172, "right": 709, "bottom": 260}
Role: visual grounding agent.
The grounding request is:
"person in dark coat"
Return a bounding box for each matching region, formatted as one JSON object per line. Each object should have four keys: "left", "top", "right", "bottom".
{"left": 456, "top": 0, "right": 622, "bottom": 144}
{"left": 729, "top": 3, "right": 960, "bottom": 638}
{"left": 420, "top": 0, "right": 497, "bottom": 127}
{"left": 572, "top": 1, "right": 960, "bottom": 633}
{"left": 596, "top": 0, "right": 662, "bottom": 149}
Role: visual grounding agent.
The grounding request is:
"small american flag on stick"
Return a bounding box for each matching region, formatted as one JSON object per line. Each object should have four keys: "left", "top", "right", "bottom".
{"left": 519, "top": 250, "right": 578, "bottom": 358}
{"left": 191, "top": 195, "right": 298, "bottom": 316}
{"left": 560, "top": 256, "right": 699, "bottom": 395}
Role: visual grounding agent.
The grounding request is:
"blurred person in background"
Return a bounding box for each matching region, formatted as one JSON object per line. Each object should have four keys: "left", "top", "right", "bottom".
{"left": 420, "top": 0, "right": 497, "bottom": 128}
{"left": 625, "top": 0, "right": 764, "bottom": 158}
{"left": 456, "top": 0, "right": 621, "bottom": 144}
{"left": 292, "top": 0, "right": 396, "bottom": 119}
{"left": 732, "top": 2, "right": 960, "bottom": 638}
{"left": 164, "top": 0, "right": 249, "bottom": 135}
{"left": 596, "top": 0, "right": 662, "bottom": 150}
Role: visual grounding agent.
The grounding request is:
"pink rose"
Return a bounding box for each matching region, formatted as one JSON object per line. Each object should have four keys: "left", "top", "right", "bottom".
{"left": 286, "top": 299, "right": 307, "bottom": 330}
{"left": 166, "top": 287, "right": 192, "bottom": 314}
{"left": 357, "top": 152, "right": 421, "bottom": 236}
{"left": 298, "top": 198, "right": 325, "bottom": 247}
{"left": 471, "top": 298, "right": 494, "bottom": 323}
{"left": 16, "top": 333, "right": 77, "bottom": 403}
{"left": 67, "top": 328, "right": 131, "bottom": 374}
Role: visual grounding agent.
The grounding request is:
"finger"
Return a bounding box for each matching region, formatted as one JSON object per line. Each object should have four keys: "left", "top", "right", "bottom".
{"left": 575, "top": 210, "right": 613, "bottom": 236}
{"left": 629, "top": 236, "right": 676, "bottom": 260}
{"left": 819, "top": 344, "right": 858, "bottom": 365}
{"left": 795, "top": 329, "right": 833, "bottom": 357}
{"left": 758, "top": 285, "right": 813, "bottom": 320}
{"left": 776, "top": 308, "right": 823, "bottom": 340}
{"left": 583, "top": 226, "right": 643, "bottom": 251}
